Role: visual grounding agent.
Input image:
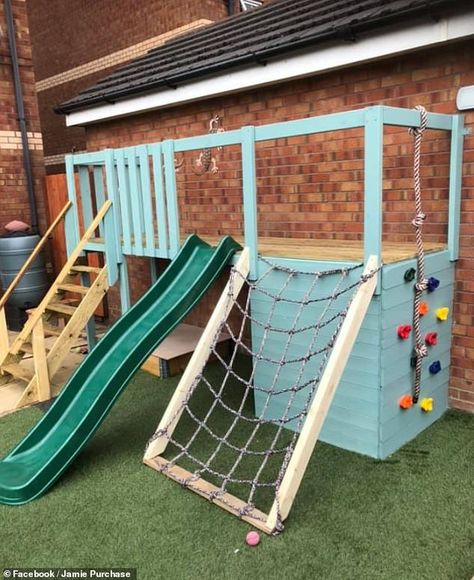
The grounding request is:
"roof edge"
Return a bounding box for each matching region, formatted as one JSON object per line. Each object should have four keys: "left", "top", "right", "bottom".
{"left": 64, "top": 9, "right": 474, "bottom": 126}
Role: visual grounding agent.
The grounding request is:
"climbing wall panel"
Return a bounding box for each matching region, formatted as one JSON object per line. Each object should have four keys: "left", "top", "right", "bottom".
{"left": 251, "top": 250, "right": 455, "bottom": 460}
{"left": 251, "top": 259, "right": 382, "bottom": 459}
{"left": 380, "top": 250, "right": 454, "bottom": 458}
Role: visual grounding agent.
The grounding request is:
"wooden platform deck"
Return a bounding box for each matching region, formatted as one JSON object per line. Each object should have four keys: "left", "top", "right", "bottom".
{"left": 90, "top": 236, "right": 446, "bottom": 264}
{"left": 192, "top": 237, "right": 446, "bottom": 264}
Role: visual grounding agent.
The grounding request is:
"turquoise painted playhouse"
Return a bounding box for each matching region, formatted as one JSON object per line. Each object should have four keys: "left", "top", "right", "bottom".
{"left": 64, "top": 105, "right": 465, "bottom": 459}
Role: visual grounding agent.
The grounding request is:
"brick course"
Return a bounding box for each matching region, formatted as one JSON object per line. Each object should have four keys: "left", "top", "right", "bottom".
{"left": 85, "top": 39, "right": 474, "bottom": 412}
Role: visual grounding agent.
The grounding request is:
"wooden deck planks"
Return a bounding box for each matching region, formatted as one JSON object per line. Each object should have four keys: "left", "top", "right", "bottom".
{"left": 89, "top": 235, "right": 445, "bottom": 264}
{"left": 197, "top": 236, "right": 445, "bottom": 263}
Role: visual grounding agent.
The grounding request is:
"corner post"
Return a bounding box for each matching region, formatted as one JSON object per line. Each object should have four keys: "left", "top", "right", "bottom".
{"left": 65, "top": 154, "right": 81, "bottom": 257}
{"left": 364, "top": 107, "right": 384, "bottom": 292}
{"left": 241, "top": 126, "right": 258, "bottom": 279}
{"left": 448, "top": 115, "right": 465, "bottom": 261}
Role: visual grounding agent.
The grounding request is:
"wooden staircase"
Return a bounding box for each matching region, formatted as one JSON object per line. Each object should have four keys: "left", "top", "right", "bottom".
{"left": 0, "top": 201, "right": 112, "bottom": 412}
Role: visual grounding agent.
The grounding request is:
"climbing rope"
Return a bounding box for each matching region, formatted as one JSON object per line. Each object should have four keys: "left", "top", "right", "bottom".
{"left": 409, "top": 105, "right": 428, "bottom": 403}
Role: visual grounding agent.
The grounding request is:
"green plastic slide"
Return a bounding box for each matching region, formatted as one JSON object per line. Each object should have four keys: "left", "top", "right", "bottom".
{"left": 0, "top": 235, "right": 240, "bottom": 505}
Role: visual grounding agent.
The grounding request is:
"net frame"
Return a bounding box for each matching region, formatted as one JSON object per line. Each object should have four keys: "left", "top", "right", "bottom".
{"left": 144, "top": 248, "right": 378, "bottom": 534}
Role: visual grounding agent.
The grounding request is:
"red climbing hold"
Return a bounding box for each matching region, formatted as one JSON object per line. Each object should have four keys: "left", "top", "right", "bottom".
{"left": 425, "top": 332, "right": 438, "bottom": 346}
{"left": 397, "top": 324, "right": 412, "bottom": 340}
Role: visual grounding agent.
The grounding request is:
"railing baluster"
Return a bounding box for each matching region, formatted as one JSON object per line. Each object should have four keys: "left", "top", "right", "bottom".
{"left": 128, "top": 147, "right": 145, "bottom": 255}
{"left": 150, "top": 143, "right": 168, "bottom": 258}
{"left": 162, "top": 140, "right": 180, "bottom": 257}
{"left": 93, "top": 165, "right": 107, "bottom": 238}
{"left": 78, "top": 165, "right": 93, "bottom": 230}
{"left": 137, "top": 145, "right": 155, "bottom": 256}
{"left": 115, "top": 149, "right": 133, "bottom": 255}
{"left": 103, "top": 151, "right": 120, "bottom": 285}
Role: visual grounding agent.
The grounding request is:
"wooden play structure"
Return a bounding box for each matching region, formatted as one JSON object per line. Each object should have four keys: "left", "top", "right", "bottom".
{"left": 0, "top": 104, "right": 465, "bottom": 528}
{"left": 56, "top": 105, "right": 464, "bottom": 457}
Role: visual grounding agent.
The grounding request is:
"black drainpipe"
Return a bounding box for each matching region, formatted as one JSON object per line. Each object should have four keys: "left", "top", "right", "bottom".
{"left": 4, "top": 0, "right": 39, "bottom": 233}
{"left": 227, "top": 0, "right": 235, "bottom": 16}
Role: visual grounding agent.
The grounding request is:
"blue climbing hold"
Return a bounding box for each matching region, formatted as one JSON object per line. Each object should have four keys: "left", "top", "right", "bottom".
{"left": 429, "top": 360, "right": 442, "bottom": 374}
{"left": 404, "top": 267, "right": 416, "bottom": 282}
{"left": 427, "top": 277, "right": 440, "bottom": 292}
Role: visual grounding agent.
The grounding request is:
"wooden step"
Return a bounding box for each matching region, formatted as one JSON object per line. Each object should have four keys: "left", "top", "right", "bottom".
{"left": 19, "top": 342, "right": 50, "bottom": 356}
{"left": 57, "top": 283, "right": 89, "bottom": 295}
{"left": 46, "top": 303, "right": 77, "bottom": 316}
{"left": 60, "top": 297, "right": 81, "bottom": 306}
{"left": 70, "top": 265, "right": 102, "bottom": 274}
{"left": 43, "top": 323, "right": 63, "bottom": 336}
{"left": 2, "top": 363, "right": 33, "bottom": 383}
{"left": 19, "top": 342, "right": 33, "bottom": 354}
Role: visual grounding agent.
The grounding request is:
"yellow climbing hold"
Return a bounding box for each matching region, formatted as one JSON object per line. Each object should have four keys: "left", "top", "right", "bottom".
{"left": 436, "top": 307, "right": 449, "bottom": 321}
{"left": 420, "top": 398, "right": 434, "bottom": 412}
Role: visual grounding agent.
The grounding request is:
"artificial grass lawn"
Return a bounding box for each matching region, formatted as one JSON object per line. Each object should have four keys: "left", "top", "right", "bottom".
{"left": 0, "top": 368, "right": 473, "bottom": 580}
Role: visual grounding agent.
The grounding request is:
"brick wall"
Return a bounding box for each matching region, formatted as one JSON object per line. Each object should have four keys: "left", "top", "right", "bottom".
{"left": 0, "top": 0, "right": 46, "bottom": 232}
{"left": 83, "top": 39, "right": 474, "bottom": 412}
{"left": 27, "top": 0, "right": 229, "bottom": 170}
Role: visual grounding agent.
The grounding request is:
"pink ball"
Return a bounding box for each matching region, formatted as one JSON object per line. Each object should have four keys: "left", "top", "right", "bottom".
{"left": 246, "top": 531, "right": 260, "bottom": 546}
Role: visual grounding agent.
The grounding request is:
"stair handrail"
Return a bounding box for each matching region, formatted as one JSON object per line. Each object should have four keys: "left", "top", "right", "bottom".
{"left": 0, "top": 201, "right": 72, "bottom": 358}
{"left": 0, "top": 201, "right": 72, "bottom": 311}
{"left": 9, "top": 200, "right": 112, "bottom": 354}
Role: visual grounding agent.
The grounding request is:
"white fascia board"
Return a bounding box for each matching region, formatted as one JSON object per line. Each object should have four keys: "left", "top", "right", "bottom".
{"left": 66, "top": 11, "right": 474, "bottom": 127}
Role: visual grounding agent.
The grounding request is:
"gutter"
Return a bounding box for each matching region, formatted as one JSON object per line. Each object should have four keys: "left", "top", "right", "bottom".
{"left": 4, "top": 0, "right": 38, "bottom": 233}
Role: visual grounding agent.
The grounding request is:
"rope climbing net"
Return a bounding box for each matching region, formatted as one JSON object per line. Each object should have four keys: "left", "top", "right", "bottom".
{"left": 145, "top": 253, "right": 378, "bottom": 533}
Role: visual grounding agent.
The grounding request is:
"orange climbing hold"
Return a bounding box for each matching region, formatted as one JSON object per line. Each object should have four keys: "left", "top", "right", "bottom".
{"left": 420, "top": 398, "right": 434, "bottom": 412}
{"left": 436, "top": 307, "right": 449, "bottom": 321}
{"left": 397, "top": 324, "right": 412, "bottom": 339}
{"left": 399, "top": 394, "right": 414, "bottom": 410}
{"left": 419, "top": 302, "right": 429, "bottom": 316}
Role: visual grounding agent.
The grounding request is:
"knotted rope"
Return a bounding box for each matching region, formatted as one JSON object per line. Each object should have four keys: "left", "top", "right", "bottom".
{"left": 409, "top": 105, "right": 428, "bottom": 403}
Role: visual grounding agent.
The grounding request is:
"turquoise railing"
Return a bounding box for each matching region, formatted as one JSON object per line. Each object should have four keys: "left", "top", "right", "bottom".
{"left": 64, "top": 105, "right": 465, "bottom": 297}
